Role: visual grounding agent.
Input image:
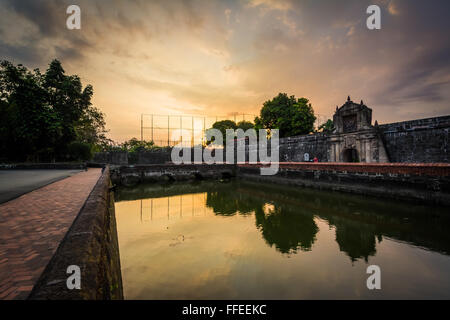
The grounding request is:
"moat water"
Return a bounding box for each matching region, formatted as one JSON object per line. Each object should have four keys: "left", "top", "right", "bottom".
{"left": 114, "top": 180, "right": 450, "bottom": 299}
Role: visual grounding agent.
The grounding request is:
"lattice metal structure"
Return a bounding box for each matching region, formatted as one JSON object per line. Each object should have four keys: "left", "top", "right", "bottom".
{"left": 140, "top": 112, "right": 330, "bottom": 147}
{"left": 140, "top": 113, "right": 257, "bottom": 147}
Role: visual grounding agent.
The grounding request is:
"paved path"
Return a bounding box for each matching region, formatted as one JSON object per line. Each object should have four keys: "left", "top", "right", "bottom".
{"left": 0, "top": 169, "right": 82, "bottom": 204}
{"left": 0, "top": 168, "right": 102, "bottom": 299}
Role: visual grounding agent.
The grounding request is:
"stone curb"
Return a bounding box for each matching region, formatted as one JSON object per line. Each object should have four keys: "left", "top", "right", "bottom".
{"left": 28, "top": 166, "right": 123, "bottom": 300}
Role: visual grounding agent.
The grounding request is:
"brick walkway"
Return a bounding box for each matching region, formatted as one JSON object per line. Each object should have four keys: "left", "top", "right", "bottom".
{"left": 0, "top": 168, "right": 102, "bottom": 300}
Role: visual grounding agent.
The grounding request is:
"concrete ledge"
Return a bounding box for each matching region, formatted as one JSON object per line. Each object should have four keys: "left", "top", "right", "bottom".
{"left": 0, "top": 163, "right": 87, "bottom": 170}
{"left": 111, "top": 164, "right": 236, "bottom": 187}
{"left": 28, "top": 167, "right": 123, "bottom": 300}
{"left": 238, "top": 162, "right": 450, "bottom": 176}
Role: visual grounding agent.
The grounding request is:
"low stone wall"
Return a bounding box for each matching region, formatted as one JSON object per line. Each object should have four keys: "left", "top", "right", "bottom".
{"left": 238, "top": 162, "right": 450, "bottom": 206}
{"left": 92, "top": 152, "right": 128, "bottom": 165}
{"left": 0, "top": 163, "right": 87, "bottom": 170}
{"left": 28, "top": 167, "right": 123, "bottom": 300}
{"left": 110, "top": 164, "right": 236, "bottom": 187}
{"left": 278, "top": 133, "right": 329, "bottom": 162}
{"left": 135, "top": 150, "right": 172, "bottom": 164}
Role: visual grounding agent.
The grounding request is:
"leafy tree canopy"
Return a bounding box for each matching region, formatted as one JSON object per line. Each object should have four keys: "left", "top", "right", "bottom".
{"left": 212, "top": 120, "right": 237, "bottom": 136}
{"left": 0, "top": 59, "right": 109, "bottom": 162}
{"left": 206, "top": 119, "right": 255, "bottom": 145}
{"left": 206, "top": 120, "right": 237, "bottom": 145}
{"left": 236, "top": 120, "right": 254, "bottom": 131}
{"left": 318, "top": 119, "right": 334, "bottom": 133}
{"left": 254, "top": 93, "right": 316, "bottom": 138}
{"left": 121, "top": 138, "right": 156, "bottom": 152}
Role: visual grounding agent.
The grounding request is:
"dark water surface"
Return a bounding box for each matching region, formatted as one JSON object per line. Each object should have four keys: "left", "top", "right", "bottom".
{"left": 114, "top": 180, "right": 450, "bottom": 299}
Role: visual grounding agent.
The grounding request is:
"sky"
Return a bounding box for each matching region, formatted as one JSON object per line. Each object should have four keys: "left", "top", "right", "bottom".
{"left": 1, "top": 0, "right": 450, "bottom": 142}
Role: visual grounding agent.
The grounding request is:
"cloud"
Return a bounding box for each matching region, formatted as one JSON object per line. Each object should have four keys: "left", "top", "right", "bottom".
{"left": 247, "top": 0, "right": 293, "bottom": 11}
{"left": 387, "top": 1, "right": 400, "bottom": 15}
{"left": 1, "top": 0, "right": 449, "bottom": 140}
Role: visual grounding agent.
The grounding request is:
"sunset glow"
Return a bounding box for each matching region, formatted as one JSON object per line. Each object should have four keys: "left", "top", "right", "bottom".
{"left": 1, "top": 0, "right": 449, "bottom": 141}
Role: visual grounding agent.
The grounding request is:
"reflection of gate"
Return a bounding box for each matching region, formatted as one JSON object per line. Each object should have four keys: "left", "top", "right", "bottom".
{"left": 342, "top": 148, "right": 359, "bottom": 162}
{"left": 140, "top": 193, "right": 207, "bottom": 222}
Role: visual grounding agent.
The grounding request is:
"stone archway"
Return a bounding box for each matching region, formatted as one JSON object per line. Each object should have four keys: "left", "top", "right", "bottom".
{"left": 342, "top": 148, "right": 359, "bottom": 162}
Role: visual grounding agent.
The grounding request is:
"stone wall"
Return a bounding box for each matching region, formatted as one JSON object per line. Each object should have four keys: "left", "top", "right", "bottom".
{"left": 238, "top": 163, "right": 450, "bottom": 206}
{"left": 135, "top": 150, "right": 172, "bottom": 164}
{"left": 0, "top": 163, "right": 87, "bottom": 170}
{"left": 379, "top": 115, "right": 450, "bottom": 163}
{"left": 225, "top": 134, "right": 329, "bottom": 163}
{"left": 278, "top": 133, "right": 329, "bottom": 162}
{"left": 110, "top": 164, "right": 236, "bottom": 187}
{"left": 92, "top": 152, "right": 128, "bottom": 165}
{"left": 92, "top": 115, "right": 449, "bottom": 165}
{"left": 29, "top": 167, "right": 123, "bottom": 300}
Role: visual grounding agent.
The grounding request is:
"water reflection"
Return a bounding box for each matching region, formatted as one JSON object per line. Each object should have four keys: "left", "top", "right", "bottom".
{"left": 115, "top": 180, "right": 450, "bottom": 261}
{"left": 254, "top": 205, "right": 318, "bottom": 254}
{"left": 115, "top": 180, "right": 450, "bottom": 299}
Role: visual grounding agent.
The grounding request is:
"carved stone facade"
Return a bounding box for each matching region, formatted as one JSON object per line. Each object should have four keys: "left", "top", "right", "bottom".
{"left": 329, "top": 97, "right": 389, "bottom": 163}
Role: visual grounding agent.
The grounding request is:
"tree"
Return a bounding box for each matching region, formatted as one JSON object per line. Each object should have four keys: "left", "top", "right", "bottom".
{"left": 236, "top": 120, "right": 254, "bottom": 131}
{"left": 0, "top": 61, "right": 62, "bottom": 161}
{"left": 121, "top": 138, "right": 156, "bottom": 152}
{"left": 0, "top": 59, "right": 108, "bottom": 162}
{"left": 254, "top": 93, "right": 316, "bottom": 138}
{"left": 318, "top": 119, "right": 334, "bottom": 133}
{"left": 206, "top": 120, "right": 237, "bottom": 145}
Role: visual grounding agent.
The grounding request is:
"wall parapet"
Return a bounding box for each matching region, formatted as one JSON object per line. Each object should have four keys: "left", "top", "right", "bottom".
{"left": 28, "top": 166, "right": 123, "bottom": 300}
{"left": 0, "top": 163, "right": 87, "bottom": 170}
{"left": 238, "top": 162, "right": 450, "bottom": 176}
{"left": 110, "top": 164, "right": 236, "bottom": 187}
{"left": 238, "top": 162, "right": 450, "bottom": 206}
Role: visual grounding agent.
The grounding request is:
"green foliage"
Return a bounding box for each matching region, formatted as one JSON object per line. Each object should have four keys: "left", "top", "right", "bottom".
{"left": 67, "top": 141, "right": 93, "bottom": 161}
{"left": 236, "top": 120, "right": 254, "bottom": 131}
{"left": 121, "top": 138, "right": 156, "bottom": 152}
{"left": 206, "top": 120, "right": 237, "bottom": 145}
{"left": 254, "top": 93, "right": 316, "bottom": 138}
{"left": 98, "top": 138, "right": 168, "bottom": 154}
{"left": 318, "top": 119, "right": 334, "bottom": 133}
{"left": 205, "top": 119, "right": 256, "bottom": 145}
{"left": 213, "top": 120, "right": 237, "bottom": 136}
{"left": 0, "top": 59, "right": 108, "bottom": 162}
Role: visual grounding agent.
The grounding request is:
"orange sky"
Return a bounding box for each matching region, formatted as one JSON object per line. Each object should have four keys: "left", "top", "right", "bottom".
{"left": 1, "top": 0, "right": 450, "bottom": 142}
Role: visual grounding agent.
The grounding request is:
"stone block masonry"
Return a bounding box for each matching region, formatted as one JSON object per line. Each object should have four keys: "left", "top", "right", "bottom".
{"left": 110, "top": 164, "right": 236, "bottom": 187}
{"left": 379, "top": 115, "right": 450, "bottom": 163}
{"left": 238, "top": 162, "right": 450, "bottom": 206}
